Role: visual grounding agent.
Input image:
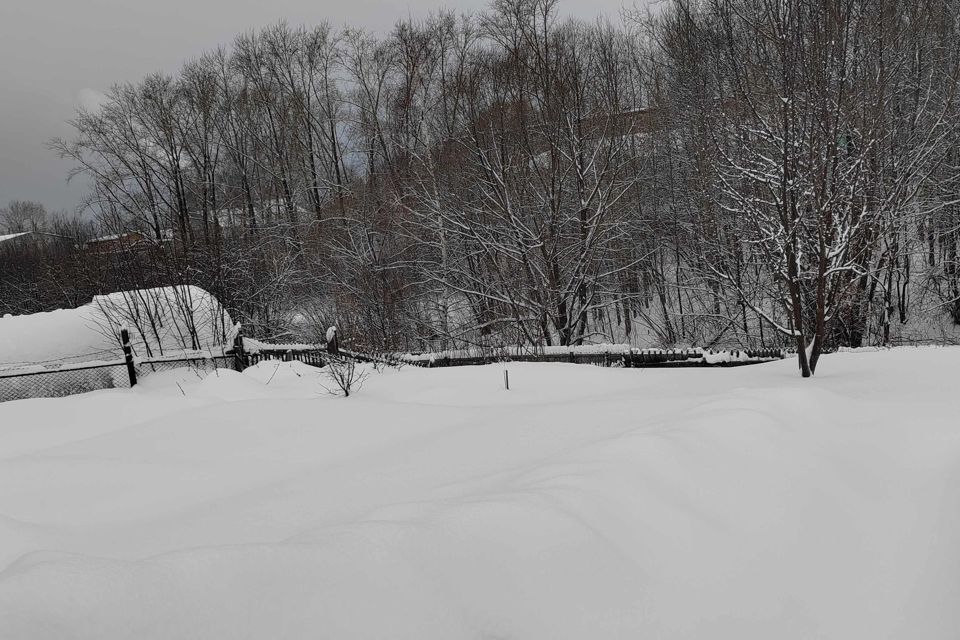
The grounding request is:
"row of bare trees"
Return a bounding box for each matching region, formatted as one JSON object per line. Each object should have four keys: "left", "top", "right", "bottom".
{"left": 6, "top": 0, "right": 958, "bottom": 375}
{"left": 649, "top": 0, "right": 960, "bottom": 374}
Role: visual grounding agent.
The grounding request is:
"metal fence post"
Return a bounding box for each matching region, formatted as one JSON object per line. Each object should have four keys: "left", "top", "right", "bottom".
{"left": 121, "top": 329, "right": 137, "bottom": 387}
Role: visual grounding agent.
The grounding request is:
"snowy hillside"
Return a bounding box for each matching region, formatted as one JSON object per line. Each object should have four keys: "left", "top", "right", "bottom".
{"left": 0, "top": 349, "right": 959, "bottom": 638}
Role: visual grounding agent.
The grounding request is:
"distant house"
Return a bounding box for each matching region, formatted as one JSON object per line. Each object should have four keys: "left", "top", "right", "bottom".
{"left": 0, "top": 231, "right": 34, "bottom": 248}
{"left": 2, "top": 230, "right": 90, "bottom": 256}
{"left": 208, "top": 199, "right": 313, "bottom": 229}
{"left": 577, "top": 106, "right": 665, "bottom": 139}
{"left": 83, "top": 231, "right": 163, "bottom": 254}
{"left": 0, "top": 230, "right": 62, "bottom": 253}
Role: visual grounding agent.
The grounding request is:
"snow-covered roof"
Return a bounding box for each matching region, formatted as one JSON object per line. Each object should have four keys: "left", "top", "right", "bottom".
{"left": 0, "top": 231, "right": 30, "bottom": 245}
{"left": 86, "top": 231, "right": 144, "bottom": 244}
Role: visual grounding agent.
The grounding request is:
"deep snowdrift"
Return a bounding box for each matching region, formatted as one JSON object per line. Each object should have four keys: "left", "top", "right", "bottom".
{"left": 0, "top": 349, "right": 958, "bottom": 638}
{"left": 0, "top": 286, "right": 232, "bottom": 370}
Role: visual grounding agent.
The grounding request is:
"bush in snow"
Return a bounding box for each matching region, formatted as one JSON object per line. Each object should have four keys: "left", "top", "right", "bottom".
{"left": 323, "top": 355, "right": 368, "bottom": 398}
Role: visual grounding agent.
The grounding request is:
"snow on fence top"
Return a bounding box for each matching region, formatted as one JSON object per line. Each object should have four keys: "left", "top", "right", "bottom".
{"left": 399, "top": 343, "right": 638, "bottom": 361}
{"left": 396, "top": 344, "right": 785, "bottom": 364}
{"left": 242, "top": 338, "right": 323, "bottom": 354}
{"left": 0, "top": 286, "right": 233, "bottom": 371}
{"left": 241, "top": 339, "right": 785, "bottom": 368}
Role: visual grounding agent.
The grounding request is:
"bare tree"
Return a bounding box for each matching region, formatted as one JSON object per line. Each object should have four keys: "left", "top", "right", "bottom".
{"left": 37, "top": 0, "right": 959, "bottom": 369}
{"left": 1, "top": 200, "right": 47, "bottom": 233}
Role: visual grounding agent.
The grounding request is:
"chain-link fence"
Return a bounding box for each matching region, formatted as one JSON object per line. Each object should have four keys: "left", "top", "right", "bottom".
{"left": 0, "top": 354, "right": 242, "bottom": 404}
{"left": 0, "top": 362, "right": 132, "bottom": 403}
{"left": 136, "top": 355, "right": 237, "bottom": 381}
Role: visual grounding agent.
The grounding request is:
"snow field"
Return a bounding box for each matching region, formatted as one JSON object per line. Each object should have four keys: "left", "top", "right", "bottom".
{"left": 0, "top": 349, "right": 959, "bottom": 638}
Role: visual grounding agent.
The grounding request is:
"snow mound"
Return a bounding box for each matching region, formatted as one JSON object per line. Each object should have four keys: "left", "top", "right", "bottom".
{"left": 191, "top": 368, "right": 272, "bottom": 401}
{"left": 0, "top": 286, "right": 233, "bottom": 370}
{"left": 1, "top": 348, "right": 959, "bottom": 638}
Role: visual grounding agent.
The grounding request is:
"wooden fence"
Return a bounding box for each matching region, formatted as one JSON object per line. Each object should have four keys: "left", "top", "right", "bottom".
{"left": 396, "top": 347, "right": 787, "bottom": 368}
{"left": 0, "top": 333, "right": 787, "bottom": 404}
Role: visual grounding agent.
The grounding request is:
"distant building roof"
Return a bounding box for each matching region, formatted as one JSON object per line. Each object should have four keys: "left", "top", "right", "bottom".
{"left": 0, "top": 231, "right": 31, "bottom": 245}
{"left": 83, "top": 231, "right": 152, "bottom": 254}
{"left": 86, "top": 232, "right": 127, "bottom": 244}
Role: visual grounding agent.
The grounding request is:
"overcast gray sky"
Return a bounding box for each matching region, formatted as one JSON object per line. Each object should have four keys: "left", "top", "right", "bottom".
{"left": 0, "top": 0, "right": 644, "bottom": 215}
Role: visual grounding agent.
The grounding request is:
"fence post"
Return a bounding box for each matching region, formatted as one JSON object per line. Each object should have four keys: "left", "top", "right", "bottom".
{"left": 233, "top": 332, "right": 246, "bottom": 372}
{"left": 121, "top": 329, "right": 137, "bottom": 387}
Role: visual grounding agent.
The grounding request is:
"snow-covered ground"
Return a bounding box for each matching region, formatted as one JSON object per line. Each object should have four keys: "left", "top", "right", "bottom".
{"left": 0, "top": 348, "right": 958, "bottom": 638}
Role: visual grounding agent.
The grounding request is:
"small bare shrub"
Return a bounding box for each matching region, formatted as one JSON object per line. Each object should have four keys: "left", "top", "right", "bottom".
{"left": 323, "top": 355, "right": 369, "bottom": 397}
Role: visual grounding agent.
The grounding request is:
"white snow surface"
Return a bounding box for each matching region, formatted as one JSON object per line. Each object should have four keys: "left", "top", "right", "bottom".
{"left": 1, "top": 348, "right": 959, "bottom": 638}
{"left": 0, "top": 286, "right": 232, "bottom": 369}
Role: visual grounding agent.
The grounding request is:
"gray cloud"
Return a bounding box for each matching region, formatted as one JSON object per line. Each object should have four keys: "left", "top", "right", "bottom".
{"left": 0, "top": 0, "right": 639, "bottom": 214}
